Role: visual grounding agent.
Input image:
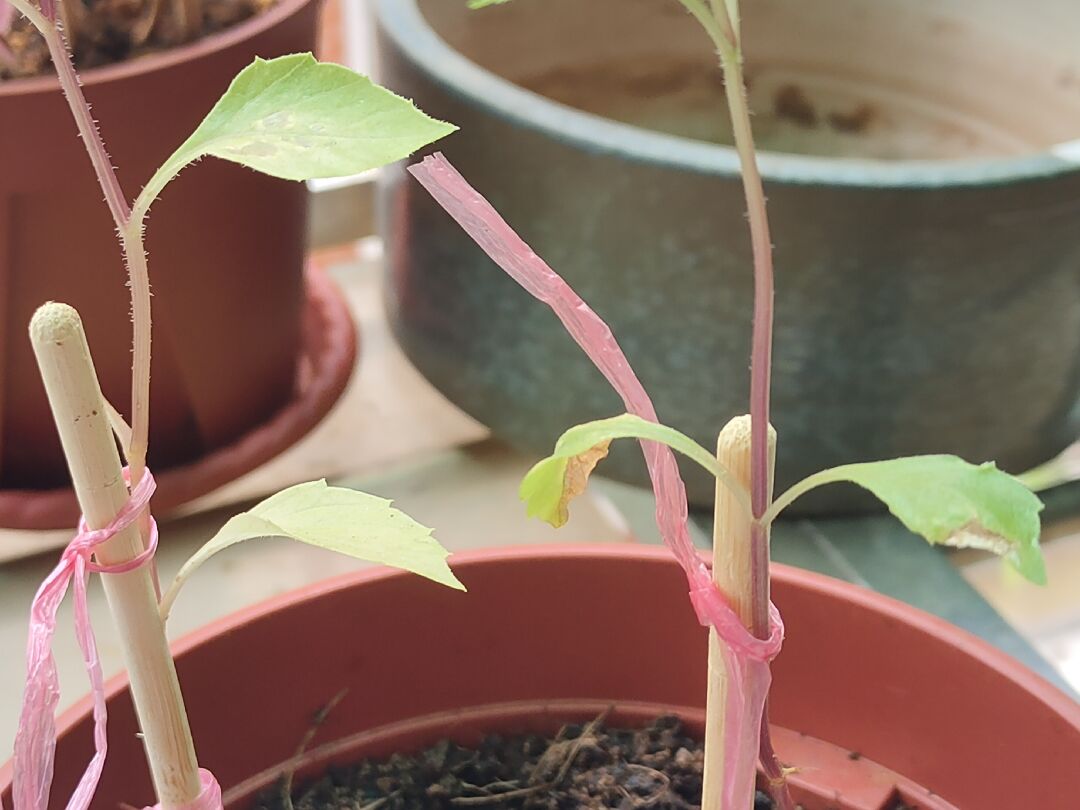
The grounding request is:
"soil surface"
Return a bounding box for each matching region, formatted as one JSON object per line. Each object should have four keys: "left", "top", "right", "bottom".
{"left": 518, "top": 56, "right": 1025, "bottom": 161}
{"left": 259, "top": 715, "right": 768, "bottom": 809}
{"left": 258, "top": 714, "right": 925, "bottom": 809}
{"left": 258, "top": 715, "right": 793, "bottom": 809}
{"left": 1, "top": 0, "right": 275, "bottom": 80}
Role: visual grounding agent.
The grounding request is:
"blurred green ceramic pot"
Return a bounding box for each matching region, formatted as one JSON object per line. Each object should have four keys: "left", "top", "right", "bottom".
{"left": 375, "top": 0, "right": 1080, "bottom": 512}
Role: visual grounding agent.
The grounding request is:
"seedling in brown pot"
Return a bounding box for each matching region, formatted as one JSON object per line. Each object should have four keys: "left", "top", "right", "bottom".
{"left": 6, "top": 2, "right": 461, "bottom": 808}
{"left": 407, "top": 1, "right": 1048, "bottom": 807}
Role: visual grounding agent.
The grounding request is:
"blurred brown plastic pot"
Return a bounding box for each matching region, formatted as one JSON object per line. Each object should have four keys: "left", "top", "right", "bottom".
{"left": 0, "top": 0, "right": 320, "bottom": 492}
{"left": 2, "top": 546, "right": 1078, "bottom": 808}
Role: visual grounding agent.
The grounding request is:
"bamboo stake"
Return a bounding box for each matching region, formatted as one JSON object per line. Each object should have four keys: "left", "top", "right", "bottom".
{"left": 701, "top": 415, "right": 776, "bottom": 809}
{"left": 29, "top": 302, "right": 202, "bottom": 807}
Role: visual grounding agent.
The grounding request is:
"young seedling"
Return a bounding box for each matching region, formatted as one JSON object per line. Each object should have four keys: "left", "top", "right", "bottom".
{"left": 7, "top": 2, "right": 460, "bottom": 808}
{"left": 411, "top": 1, "right": 1048, "bottom": 807}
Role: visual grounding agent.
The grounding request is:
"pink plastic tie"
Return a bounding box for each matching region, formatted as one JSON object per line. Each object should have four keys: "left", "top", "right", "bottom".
{"left": 11, "top": 469, "right": 170, "bottom": 810}
{"left": 410, "top": 153, "right": 784, "bottom": 807}
{"left": 141, "top": 770, "right": 222, "bottom": 810}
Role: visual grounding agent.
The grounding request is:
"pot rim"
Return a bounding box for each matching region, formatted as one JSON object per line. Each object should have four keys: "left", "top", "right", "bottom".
{"left": 39, "top": 543, "right": 1080, "bottom": 745}
{"left": 374, "top": 0, "right": 1080, "bottom": 190}
{"left": 0, "top": 0, "right": 317, "bottom": 99}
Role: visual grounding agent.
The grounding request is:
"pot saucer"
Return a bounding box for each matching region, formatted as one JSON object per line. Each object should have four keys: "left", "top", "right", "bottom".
{"left": 0, "top": 264, "right": 357, "bottom": 531}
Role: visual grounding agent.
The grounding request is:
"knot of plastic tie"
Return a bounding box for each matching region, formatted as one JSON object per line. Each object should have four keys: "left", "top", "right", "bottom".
{"left": 11, "top": 468, "right": 187, "bottom": 810}
{"left": 70, "top": 475, "right": 158, "bottom": 576}
{"left": 687, "top": 566, "right": 783, "bottom": 663}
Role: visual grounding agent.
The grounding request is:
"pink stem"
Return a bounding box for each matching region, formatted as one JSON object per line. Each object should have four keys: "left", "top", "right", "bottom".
{"left": 758, "top": 702, "right": 791, "bottom": 808}
{"left": 721, "top": 55, "right": 774, "bottom": 526}
{"left": 37, "top": 9, "right": 154, "bottom": 559}
{"left": 41, "top": 22, "right": 130, "bottom": 230}
{"left": 41, "top": 16, "right": 151, "bottom": 469}
{"left": 715, "top": 19, "right": 791, "bottom": 810}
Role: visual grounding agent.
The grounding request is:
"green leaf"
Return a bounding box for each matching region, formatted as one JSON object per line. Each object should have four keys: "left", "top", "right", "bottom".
{"left": 520, "top": 413, "right": 748, "bottom": 527}
{"left": 135, "top": 53, "right": 455, "bottom": 218}
{"left": 468, "top": 0, "right": 514, "bottom": 7}
{"left": 161, "top": 480, "right": 463, "bottom": 620}
{"left": 767, "top": 456, "right": 1046, "bottom": 584}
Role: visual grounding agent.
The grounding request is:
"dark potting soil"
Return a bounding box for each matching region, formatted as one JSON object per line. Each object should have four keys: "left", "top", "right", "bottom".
{"left": 1, "top": 0, "right": 275, "bottom": 80}
{"left": 257, "top": 715, "right": 917, "bottom": 810}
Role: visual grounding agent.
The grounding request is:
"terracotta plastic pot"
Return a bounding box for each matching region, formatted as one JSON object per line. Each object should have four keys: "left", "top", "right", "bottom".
{"left": 2, "top": 546, "right": 1078, "bottom": 808}
{"left": 375, "top": 0, "right": 1080, "bottom": 512}
{"left": 0, "top": 264, "right": 358, "bottom": 530}
{"left": 0, "top": 0, "right": 321, "bottom": 491}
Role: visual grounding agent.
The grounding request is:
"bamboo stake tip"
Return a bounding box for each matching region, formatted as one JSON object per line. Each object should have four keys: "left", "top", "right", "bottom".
{"left": 29, "top": 302, "right": 84, "bottom": 346}
{"left": 717, "top": 414, "right": 775, "bottom": 450}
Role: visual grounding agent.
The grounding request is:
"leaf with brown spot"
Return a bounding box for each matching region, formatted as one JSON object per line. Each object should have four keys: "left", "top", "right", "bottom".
{"left": 559, "top": 440, "right": 611, "bottom": 525}
{"left": 767, "top": 456, "right": 1046, "bottom": 584}
{"left": 519, "top": 414, "right": 746, "bottom": 528}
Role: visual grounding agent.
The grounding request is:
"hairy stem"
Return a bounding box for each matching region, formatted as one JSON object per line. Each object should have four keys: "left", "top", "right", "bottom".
{"left": 39, "top": 20, "right": 131, "bottom": 228}
{"left": 716, "top": 52, "right": 774, "bottom": 527}
{"left": 695, "top": 2, "right": 789, "bottom": 806}
{"left": 17, "top": 0, "right": 155, "bottom": 528}
{"left": 675, "top": 0, "right": 732, "bottom": 50}
{"left": 693, "top": 0, "right": 776, "bottom": 643}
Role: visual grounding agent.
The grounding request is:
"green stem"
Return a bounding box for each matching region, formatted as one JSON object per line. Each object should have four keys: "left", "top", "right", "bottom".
{"left": 760, "top": 466, "right": 858, "bottom": 526}
{"left": 675, "top": 0, "right": 735, "bottom": 60}
{"left": 121, "top": 226, "right": 152, "bottom": 483}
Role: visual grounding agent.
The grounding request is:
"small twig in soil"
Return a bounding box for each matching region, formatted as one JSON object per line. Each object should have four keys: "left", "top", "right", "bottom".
{"left": 450, "top": 784, "right": 549, "bottom": 806}
{"left": 553, "top": 709, "right": 610, "bottom": 786}
{"left": 132, "top": 0, "right": 163, "bottom": 46}
{"left": 280, "top": 689, "right": 349, "bottom": 810}
{"left": 527, "top": 709, "right": 610, "bottom": 787}
{"left": 356, "top": 797, "right": 391, "bottom": 810}
{"left": 450, "top": 710, "right": 612, "bottom": 807}
{"left": 617, "top": 764, "right": 672, "bottom": 807}
{"left": 459, "top": 779, "right": 524, "bottom": 795}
